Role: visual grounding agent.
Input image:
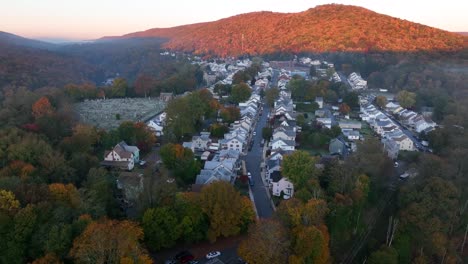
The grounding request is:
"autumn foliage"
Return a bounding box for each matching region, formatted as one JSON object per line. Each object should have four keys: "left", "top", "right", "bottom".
{"left": 70, "top": 219, "right": 151, "bottom": 264}
{"left": 111, "top": 4, "right": 467, "bottom": 56}
{"left": 32, "top": 96, "right": 54, "bottom": 118}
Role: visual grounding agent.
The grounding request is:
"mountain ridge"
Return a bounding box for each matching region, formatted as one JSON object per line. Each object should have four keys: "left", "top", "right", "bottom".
{"left": 0, "top": 31, "right": 57, "bottom": 50}
{"left": 102, "top": 4, "right": 467, "bottom": 56}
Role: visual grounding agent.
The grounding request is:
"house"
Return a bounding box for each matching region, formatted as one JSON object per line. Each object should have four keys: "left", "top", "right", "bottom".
{"left": 208, "top": 142, "right": 220, "bottom": 152}
{"left": 414, "top": 117, "right": 436, "bottom": 133}
{"left": 271, "top": 172, "right": 294, "bottom": 199}
{"left": 348, "top": 72, "right": 367, "bottom": 90}
{"left": 268, "top": 149, "right": 294, "bottom": 161}
{"left": 192, "top": 132, "right": 212, "bottom": 151}
{"left": 421, "top": 107, "right": 434, "bottom": 118}
{"left": 392, "top": 135, "right": 415, "bottom": 151}
{"left": 182, "top": 142, "right": 194, "bottom": 152}
{"left": 220, "top": 136, "right": 244, "bottom": 152}
{"left": 266, "top": 159, "right": 282, "bottom": 182}
{"left": 342, "top": 129, "right": 360, "bottom": 141}
{"left": 316, "top": 117, "right": 332, "bottom": 129}
{"left": 159, "top": 92, "right": 174, "bottom": 102}
{"left": 102, "top": 141, "right": 140, "bottom": 171}
{"left": 201, "top": 151, "right": 211, "bottom": 161}
{"left": 315, "top": 109, "right": 327, "bottom": 118}
{"left": 315, "top": 97, "right": 324, "bottom": 109}
{"left": 329, "top": 138, "right": 347, "bottom": 156}
{"left": 147, "top": 120, "right": 164, "bottom": 136}
{"left": 195, "top": 166, "right": 235, "bottom": 185}
{"left": 270, "top": 138, "right": 295, "bottom": 151}
{"left": 338, "top": 120, "right": 362, "bottom": 130}
{"left": 272, "top": 127, "right": 296, "bottom": 141}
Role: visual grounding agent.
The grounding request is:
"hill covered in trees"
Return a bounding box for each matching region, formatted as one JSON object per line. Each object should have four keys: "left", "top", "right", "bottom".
{"left": 0, "top": 34, "right": 200, "bottom": 90}
{"left": 106, "top": 4, "right": 467, "bottom": 56}
{"left": 0, "top": 41, "right": 101, "bottom": 89}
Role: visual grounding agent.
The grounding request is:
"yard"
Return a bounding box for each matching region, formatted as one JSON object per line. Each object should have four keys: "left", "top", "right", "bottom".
{"left": 299, "top": 146, "right": 329, "bottom": 157}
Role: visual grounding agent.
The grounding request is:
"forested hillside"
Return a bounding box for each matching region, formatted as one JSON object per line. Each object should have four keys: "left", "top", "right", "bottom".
{"left": 108, "top": 4, "right": 467, "bottom": 56}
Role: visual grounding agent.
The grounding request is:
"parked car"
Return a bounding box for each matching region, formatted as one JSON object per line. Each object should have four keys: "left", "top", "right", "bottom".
{"left": 247, "top": 172, "right": 251, "bottom": 178}
{"left": 249, "top": 178, "right": 255, "bottom": 187}
{"left": 206, "top": 251, "right": 221, "bottom": 259}
{"left": 394, "top": 162, "right": 399, "bottom": 168}
{"left": 175, "top": 251, "right": 194, "bottom": 263}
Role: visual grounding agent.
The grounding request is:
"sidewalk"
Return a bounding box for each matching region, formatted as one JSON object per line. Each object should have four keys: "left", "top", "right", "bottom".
{"left": 260, "top": 141, "right": 276, "bottom": 212}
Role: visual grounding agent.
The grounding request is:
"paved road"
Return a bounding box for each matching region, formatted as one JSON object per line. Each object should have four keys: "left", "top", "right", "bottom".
{"left": 244, "top": 103, "right": 274, "bottom": 218}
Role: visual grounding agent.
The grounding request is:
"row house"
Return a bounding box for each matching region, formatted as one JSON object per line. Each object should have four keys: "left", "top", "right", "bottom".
{"left": 348, "top": 72, "right": 367, "bottom": 90}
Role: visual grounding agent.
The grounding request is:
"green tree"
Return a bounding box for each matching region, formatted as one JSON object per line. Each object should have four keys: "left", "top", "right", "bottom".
{"left": 262, "top": 127, "right": 273, "bottom": 141}
{"left": 343, "top": 91, "right": 359, "bottom": 108}
{"left": 265, "top": 87, "right": 279, "bottom": 107}
{"left": 230, "top": 83, "right": 252, "bottom": 103}
{"left": 174, "top": 193, "right": 209, "bottom": 243}
{"left": 139, "top": 168, "right": 177, "bottom": 210}
{"left": 282, "top": 151, "right": 318, "bottom": 189}
{"left": 220, "top": 106, "right": 240, "bottom": 124}
{"left": 7, "top": 205, "right": 37, "bottom": 264}
{"left": 396, "top": 90, "right": 416, "bottom": 108}
{"left": 159, "top": 143, "right": 200, "bottom": 184}
{"left": 375, "top": 95, "right": 388, "bottom": 108}
{"left": 0, "top": 189, "right": 20, "bottom": 212}
{"left": 44, "top": 223, "right": 73, "bottom": 258}
{"left": 368, "top": 246, "right": 398, "bottom": 264}
{"left": 213, "top": 83, "right": 232, "bottom": 96}
{"left": 209, "top": 124, "right": 229, "bottom": 138}
{"left": 81, "top": 168, "right": 121, "bottom": 218}
{"left": 109, "top": 78, "right": 128, "bottom": 98}
{"left": 142, "top": 207, "right": 181, "bottom": 250}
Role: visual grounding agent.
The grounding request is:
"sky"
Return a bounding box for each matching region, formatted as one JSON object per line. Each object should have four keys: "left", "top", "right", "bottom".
{"left": 1, "top": 0, "right": 467, "bottom": 41}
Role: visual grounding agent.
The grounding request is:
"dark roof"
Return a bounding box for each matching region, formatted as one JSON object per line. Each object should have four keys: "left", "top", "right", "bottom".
{"left": 270, "top": 171, "right": 282, "bottom": 183}
{"left": 100, "top": 160, "right": 131, "bottom": 169}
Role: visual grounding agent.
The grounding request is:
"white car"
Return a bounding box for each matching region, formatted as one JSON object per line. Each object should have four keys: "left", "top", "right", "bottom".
{"left": 253, "top": 131, "right": 257, "bottom": 136}
{"left": 247, "top": 172, "right": 251, "bottom": 178}
{"left": 206, "top": 251, "right": 221, "bottom": 259}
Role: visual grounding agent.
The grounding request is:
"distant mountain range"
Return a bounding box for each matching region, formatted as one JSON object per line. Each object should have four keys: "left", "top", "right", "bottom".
{"left": 0, "top": 31, "right": 57, "bottom": 50}
{"left": 455, "top": 32, "right": 468, "bottom": 36}
{"left": 103, "top": 4, "right": 467, "bottom": 56}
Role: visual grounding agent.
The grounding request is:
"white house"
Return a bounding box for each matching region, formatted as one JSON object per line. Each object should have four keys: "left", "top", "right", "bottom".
{"left": 102, "top": 141, "right": 139, "bottom": 170}
{"left": 220, "top": 136, "right": 244, "bottom": 152}
{"left": 342, "top": 129, "right": 360, "bottom": 141}
{"left": 270, "top": 138, "right": 295, "bottom": 151}
{"left": 271, "top": 171, "right": 294, "bottom": 199}
{"left": 392, "top": 135, "right": 415, "bottom": 151}
{"left": 272, "top": 127, "right": 296, "bottom": 141}
{"left": 192, "top": 132, "right": 212, "bottom": 151}
{"left": 147, "top": 120, "right": 164, "bottom": 136}
{"left": 315, "top": 97, "right": 324, "bottom": 109}
{"left": 316, "top": 117, "right": 332, "bottom": 129}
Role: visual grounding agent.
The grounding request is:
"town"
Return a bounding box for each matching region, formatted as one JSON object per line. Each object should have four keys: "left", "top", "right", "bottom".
{"left": 93, "top": 54, "right": 440, "bottom": 263}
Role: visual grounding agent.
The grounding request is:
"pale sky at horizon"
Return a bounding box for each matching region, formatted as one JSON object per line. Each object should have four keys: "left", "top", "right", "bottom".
{"left": 1, "top": 0, "right": 467, "bottom": 41}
